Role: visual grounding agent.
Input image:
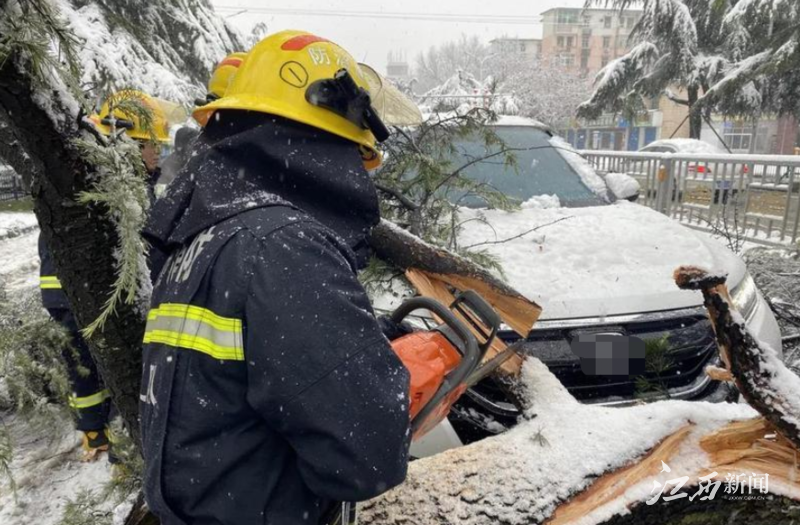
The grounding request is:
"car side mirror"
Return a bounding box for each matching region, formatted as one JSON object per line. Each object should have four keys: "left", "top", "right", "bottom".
{"left": 605, "top": 172, "right": 641, "bottom": 202}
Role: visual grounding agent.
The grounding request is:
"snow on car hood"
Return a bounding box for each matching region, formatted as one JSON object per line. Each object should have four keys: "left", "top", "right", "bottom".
{"left": 458, "top": 201, "right": 745, "bottom": 320}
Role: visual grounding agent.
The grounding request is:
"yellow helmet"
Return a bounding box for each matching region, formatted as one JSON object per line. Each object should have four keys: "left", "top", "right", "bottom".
{"left": 193, "top": 30, "right": 389, "bottom": 162}
{"left": 90, "top": 90, "right": 186, "bottom": 144}
{"left": 207, "top": 52, "right": 247, "bottom": 100}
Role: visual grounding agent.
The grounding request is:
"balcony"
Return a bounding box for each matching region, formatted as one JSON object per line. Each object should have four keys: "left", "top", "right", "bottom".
{"left": 552, "top": 23, "right": 587, "bottom": 34}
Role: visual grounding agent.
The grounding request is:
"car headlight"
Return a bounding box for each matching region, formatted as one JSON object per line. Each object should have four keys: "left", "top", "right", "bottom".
{"left": 731, "top": 273, "right": 759, "bottom": 320}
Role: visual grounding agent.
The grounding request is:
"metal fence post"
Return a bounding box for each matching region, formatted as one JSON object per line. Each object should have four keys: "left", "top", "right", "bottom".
{"left": 654, "top": 158, "right": 672, "bottom": 215}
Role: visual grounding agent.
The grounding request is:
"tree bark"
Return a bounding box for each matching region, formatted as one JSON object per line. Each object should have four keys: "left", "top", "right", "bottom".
{"left": 0, "top": 51, "right": 146, "bottom": 444}
{"left": 369, "top": 219, "right": 540, "bottom": 316}
{"left": 674, "top": 266, "right": 800, "bottom": 451}
{"left": 688, "top": 86, "right": 702, "bottom": 139}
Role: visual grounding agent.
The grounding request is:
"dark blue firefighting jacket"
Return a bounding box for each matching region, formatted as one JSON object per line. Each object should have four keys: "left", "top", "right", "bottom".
{"left": 38, "top": 234, "right": 69, "bottom": 309}
{"left": 141, "top": 113, "right": 411, "bottom": 525}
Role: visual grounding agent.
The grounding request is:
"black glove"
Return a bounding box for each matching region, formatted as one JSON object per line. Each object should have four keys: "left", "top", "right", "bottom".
{"left": 377, "top": 315, "right": 415, "bottom": 341}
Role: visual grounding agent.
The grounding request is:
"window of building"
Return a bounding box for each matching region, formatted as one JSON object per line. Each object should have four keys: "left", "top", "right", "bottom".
{"left": 627, "top": 16, "right": 635, "bottom": 29}
{"left": 603, "top": 36, "right": 611, "bottom": 49}
{"left": 723, "top": 123, "right": 754, "bottom": 152}
{"left": 581, "top": 55, "right": 589, "bottom": 69}
{"left": 557, "top": 11, "right": 579, "bottom": 25}
{"left": 566, "top": 36, "right": 574, "bottom": 48}
{"left": 557, "top": 36, "right": 565, "bottom": 47}
{"left": 601, "top": 56, "right": 609, "bottom": 67}
{"left": 559, "top": 54, "right": 575, "bottom": 67}
{"left": 604, "top": 16, "right": 612, "bottom": 28}
{"left": 581, "top": 34, "right": 590, "bottom": 48}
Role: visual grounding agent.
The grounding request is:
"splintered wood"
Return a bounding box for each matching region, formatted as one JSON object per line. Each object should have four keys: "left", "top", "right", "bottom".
{"left": 361, "top": 264, "right": 800, "bottom": 525}
{"left": 547, "top": 425, "right": 694, "bottom": 525}
{"left": 369, "top": 219, "right": 542, "bottom": 377}
{"left": 701, "top": 418, "right": 800, "bottom": 489}
{"left": 405, "top": 268, "right": 540, "bottom": 376}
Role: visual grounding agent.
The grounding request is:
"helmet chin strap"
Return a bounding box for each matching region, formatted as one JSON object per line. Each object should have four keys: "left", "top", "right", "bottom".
{"left": 305, "top": 68, "right": 390, "bottom": 143}
{"left": 100, "top": 117, "right": 135, "bottom": 130}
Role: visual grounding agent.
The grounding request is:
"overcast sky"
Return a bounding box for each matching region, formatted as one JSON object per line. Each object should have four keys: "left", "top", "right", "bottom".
{"left": 213, "top": 0, "right": 586, "bottom": 73}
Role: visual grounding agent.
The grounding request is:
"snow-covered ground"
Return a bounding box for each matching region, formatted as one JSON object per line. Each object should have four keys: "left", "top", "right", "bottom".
{"left": 0, "top": 211, "right": 114, "bottom": 524}
{"left": 0, "top": 212, "right": 40, "bottom": 294}
{"left": 744, "top": 247, "right": 800, "bottom": 371}
{"left": 0, "top": 414, "right": 113, "bottom": 525}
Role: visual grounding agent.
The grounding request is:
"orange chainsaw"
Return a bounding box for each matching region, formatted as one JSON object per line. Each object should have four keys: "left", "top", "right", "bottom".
{"left": 389, "top": 290, "right": 502, "bottom": 439}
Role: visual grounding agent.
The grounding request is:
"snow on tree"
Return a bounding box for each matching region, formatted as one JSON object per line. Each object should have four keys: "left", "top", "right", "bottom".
{"left": 579, "top": 0, "right": 800, "bottom": 139}
{"left": 486, "top": 54, "right": 592, "bottom": 128}
{"left": 703, "top": 0, "right": 800, "bottom": 117}
{"left": 417, "top": 58, "right": 590, "bottom": 129}
{"left": 54, "top": 0, "right": 245, "bottom": 105}
{"left": 417, "top": 70, "right": 486, "bottom": 113}
{"left": 0, "top": 0, "right": 244, "bottom": 447}
{"left": 414, "top": 35, "right": 493, "bottom": 93}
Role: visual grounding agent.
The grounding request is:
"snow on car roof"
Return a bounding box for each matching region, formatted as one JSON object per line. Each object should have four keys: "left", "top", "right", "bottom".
{"left": 493, "top": 115, "right": 550, "bottom": 129}
{"left": 643, "top": 138, "right": 725, "bottom": 154}
{"left": 419, "top": 113, "right": 549, "bottom": 130}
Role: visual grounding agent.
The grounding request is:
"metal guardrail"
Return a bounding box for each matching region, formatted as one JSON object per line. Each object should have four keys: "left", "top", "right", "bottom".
{"left": 581, "top": 150, "right": 800, "bottom": 245}
{"left": 0, "top": 167, "right": 26, "bottom": 202}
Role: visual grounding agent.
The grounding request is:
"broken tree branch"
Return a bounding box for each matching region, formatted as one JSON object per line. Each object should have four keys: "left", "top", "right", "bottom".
{"left": 463, "top": 216, "right": 573, "bottom": 250}
{"left": 675, "top": 265, "right": 800, "bottom": 450}
{"left": 374, "top": 182, "right": 420, "bottom": 211}
{"left": 369, "top": 219, "right": 541, "bottom": 343}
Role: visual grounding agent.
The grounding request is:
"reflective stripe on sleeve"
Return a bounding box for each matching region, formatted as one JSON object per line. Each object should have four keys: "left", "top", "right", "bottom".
{"left": 40, "top": 276, "right": 62, "bottom": 289}
{"left": 69, "top": 389, "right": 110, "bottom": 409}
{"left": 143, "top": 303, "right": 244, "bottom": 361}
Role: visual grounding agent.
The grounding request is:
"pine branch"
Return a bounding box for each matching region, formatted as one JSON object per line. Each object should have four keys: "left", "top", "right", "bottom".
{"left": 463, "top": 216, "right": 574, "bottom": 250}
{"left": 375, "top": 183, "right": 420, "bottom": 211}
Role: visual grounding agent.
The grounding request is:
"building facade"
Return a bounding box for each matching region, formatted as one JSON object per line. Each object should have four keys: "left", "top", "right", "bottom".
{"left": 540, "top": 7, "right": 641, "bottom": 76}
{"left": 489, "top": 37, "right": 542, "bottom": 60}
{"left": 386, "top": 50, "right": 411, "bottom": 83}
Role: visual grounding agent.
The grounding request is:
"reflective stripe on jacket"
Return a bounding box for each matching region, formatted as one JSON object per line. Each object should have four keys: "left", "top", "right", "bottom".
{"left": 38, "top": 234, "right": 69, "bottom": 309}
{"left": 141, "top": 206, "right": 411, "bottom": 525}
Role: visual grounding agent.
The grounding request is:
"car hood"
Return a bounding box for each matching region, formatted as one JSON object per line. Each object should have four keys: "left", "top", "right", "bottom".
{"left": 457, "top": 201, "right": 745, "bottom": 320}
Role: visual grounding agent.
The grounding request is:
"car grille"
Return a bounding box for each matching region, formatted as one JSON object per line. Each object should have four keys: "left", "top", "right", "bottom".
{"left": 500, "top": 310, "right": 718, "bottom": 402}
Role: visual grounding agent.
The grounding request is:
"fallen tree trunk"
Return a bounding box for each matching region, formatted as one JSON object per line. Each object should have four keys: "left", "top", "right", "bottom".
{"left": 361, "top": 267, "right": 800, "bottom": 524}
{"left": 370, "top": 219, "right": 542, "bottom": 376}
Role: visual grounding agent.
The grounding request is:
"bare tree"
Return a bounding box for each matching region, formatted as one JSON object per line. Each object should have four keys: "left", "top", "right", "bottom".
{"left": 414, "top": 35, "right": 492, "bottom": 92}
{"left": 487, "top": 54, "right": 592, "bottom": 128}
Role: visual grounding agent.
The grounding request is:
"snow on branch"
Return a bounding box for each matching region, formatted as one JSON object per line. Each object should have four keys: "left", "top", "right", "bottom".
{"left": 698, "top": 50, "right": 773, "bottom": 106}
{"left": 577, "top": 42, "right": 658, "bottom": 120}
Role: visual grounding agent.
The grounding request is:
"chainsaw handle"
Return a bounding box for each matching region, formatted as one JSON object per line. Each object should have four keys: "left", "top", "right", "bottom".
{"left": 389, "top": 297, "right": 481, "bottom": 435}
{"left": 389, "top": 297, "right": 475, "bottom": 356}
{"left": 451, "top": 290, "right": 501, "bottom": 357}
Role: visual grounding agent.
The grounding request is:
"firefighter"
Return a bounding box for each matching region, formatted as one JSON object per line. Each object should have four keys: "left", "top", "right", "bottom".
{"left": 90, "top": 90, "right": 186, "bottom": 189}
{"left": 197, "top": 51, "right": 248, "bottom": 106}
{"left": 38, "top": 240, "right": 112, "bottom": 460}
{"left": 158, "top": 52, "right": 247, "bottom": 193}
{"left": 140, "top": 31, "right": 410, "bottom": 524}
{"left": 38, "top": 91, "right": 177, "bottom": 460}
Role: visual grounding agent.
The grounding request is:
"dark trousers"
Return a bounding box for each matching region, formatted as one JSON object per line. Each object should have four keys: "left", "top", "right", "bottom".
{"left": 47, "top": 308, "right": 110, "bottom": 431}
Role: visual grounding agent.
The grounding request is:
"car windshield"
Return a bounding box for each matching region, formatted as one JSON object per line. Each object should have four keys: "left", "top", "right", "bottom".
{"left": 450, "top": 126, "right": 608, "bottom": 208}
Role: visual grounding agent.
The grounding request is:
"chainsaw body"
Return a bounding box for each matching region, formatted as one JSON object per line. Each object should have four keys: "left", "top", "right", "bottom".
{"left": 389, "top": 291, "right": 501, "bottom": 439}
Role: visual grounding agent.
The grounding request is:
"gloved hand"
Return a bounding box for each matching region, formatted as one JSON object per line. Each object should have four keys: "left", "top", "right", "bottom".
{"left": 377, "top": 315, "right": 415, "bottom": 341}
